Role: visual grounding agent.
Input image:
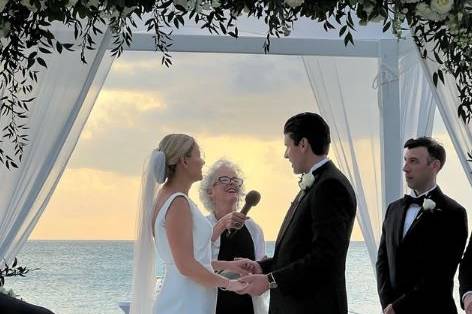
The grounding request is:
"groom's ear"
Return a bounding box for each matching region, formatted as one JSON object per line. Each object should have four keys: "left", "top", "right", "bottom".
{"left": 299, "top": 137, "right": 308, "bottom": 152}
{"left": 431, "top": 158, "right": 442, "bottom": 173}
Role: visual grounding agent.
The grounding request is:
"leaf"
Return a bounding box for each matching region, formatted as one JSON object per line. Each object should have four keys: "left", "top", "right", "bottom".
{"left": 56, "top": 42, "right": 63, "bottom": 54}
{"left": 167, "top": 12, "right": 175, "bottom": 23}
{"left": 38, "top": 47, "right": 51, "bottom": 54}
{"left": 220, "top": 23, "right": 227, "bottom": 34}
{"left": 383, "top": 21, "right": 391, "bottom": 33}
{"left": 433, "top": 72, "right": 438, "bottom": 87}
{"left": 37, "top": 58, "right": 47, "bottom": 68}
{"left": 177, "top": 15, "right": 185, "bottom": 26}
{"left": 158, "top": 0, "right": 172, "bottom": 9}
{"left": 339, "top": 25, "right": 347, "bottom": 37}
{"left": 63, "top": 43, "right": 74, "bottom": 51}
{"left": 438, "top": 70, "right": 445, "bottom": 84}
{"left": 433, "top": 51, "right": 443, "bottom": 64}
{"left": 325, "top": 21, "right": 335, "bottom": 30}
{"left": 344, "top": 32, "right": 354, "bottom": 46}
{"left": 347, "top": 12, "right": 354, "bottom": 27}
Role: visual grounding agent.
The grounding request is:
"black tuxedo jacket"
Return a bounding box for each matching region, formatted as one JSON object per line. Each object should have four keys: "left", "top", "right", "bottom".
{"left": 459, "top": 232, "right": 472, "bottom": 308}
{"left": 259, "top": 161, "right": 356, "bottom": 314}
{"left": 376, "top": 187, "right": 467, "bottom": 314}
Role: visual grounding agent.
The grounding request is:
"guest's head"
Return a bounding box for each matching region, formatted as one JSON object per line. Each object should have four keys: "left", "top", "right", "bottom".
{"left": 157, "top": 134, "right": 205, "bottom": 183}
{"left": 403, "top": 137, "right": 446, "bottom": 193}
{"left": 283, "top": 112, "right": 330, "bottom": 174}
{"left": 199, "top": 159, "right": 245, "bottom": 218}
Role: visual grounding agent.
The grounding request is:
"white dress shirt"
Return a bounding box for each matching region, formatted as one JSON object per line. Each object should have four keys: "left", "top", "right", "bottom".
{"left": 402, "top": 185, "right": 437, "bottom": 238}
{"left": 307, "top": 157, "right": 329, "bottom": 175}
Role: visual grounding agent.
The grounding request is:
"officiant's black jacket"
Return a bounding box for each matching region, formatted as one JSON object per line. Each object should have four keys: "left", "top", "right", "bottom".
{"left": 459, "top": 232, "right": 472, "bottom": 309}
{"left": 376, "top": 187, "right": 467, "bottom": 314}
{"left": 259, "top": 161, "right": 356, "bottom": 314}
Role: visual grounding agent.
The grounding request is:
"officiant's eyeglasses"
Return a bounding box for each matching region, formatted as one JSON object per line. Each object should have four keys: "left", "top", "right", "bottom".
{"left": 214, "top": 176, "right": 243, "bottom": 187}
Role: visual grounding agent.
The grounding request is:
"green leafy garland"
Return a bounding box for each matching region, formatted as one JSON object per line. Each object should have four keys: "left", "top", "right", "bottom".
{"left": 0, "top": 0, "right": 471, "bottom": 168}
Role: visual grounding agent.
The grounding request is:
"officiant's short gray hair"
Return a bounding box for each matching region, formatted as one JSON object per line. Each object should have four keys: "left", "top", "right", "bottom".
{"left": 199, "top": 159, "right": 245, "bottom": 212}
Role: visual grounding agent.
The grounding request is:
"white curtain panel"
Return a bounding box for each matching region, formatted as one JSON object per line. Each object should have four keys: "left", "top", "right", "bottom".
{"left": 302, "top": 40, "right": 436, "bottom": 267}
{"left": 399, "top": 41, "right": 436, "bottom": 143}
{"left": 419, "top": 43, "right": 472, "bottom": 187}
{"left": 396, "top": 39, "right": 436, "bottom": 198}
{"left": 302, "top": 55, "right": 383, "bottom": 266}
{"left": 0, "top": 23, "right": 114, "bottom": 263}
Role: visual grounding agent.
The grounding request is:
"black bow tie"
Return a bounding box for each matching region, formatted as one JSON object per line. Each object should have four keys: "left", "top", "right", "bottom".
{"left": 404, "top": 194, "right": 425, "bottom": 207}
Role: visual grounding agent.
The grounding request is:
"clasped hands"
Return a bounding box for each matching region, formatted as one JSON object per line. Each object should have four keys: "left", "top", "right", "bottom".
{"left": 223, "top": 258, "right": 270, "bottom": 296}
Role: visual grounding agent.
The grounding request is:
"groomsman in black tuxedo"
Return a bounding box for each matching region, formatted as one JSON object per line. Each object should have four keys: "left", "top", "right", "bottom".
{"left": 376, "top": 137, "right": 468, "bottom": 314}
{"left": 237, "top": 112, "right": 357, "bottom": 314}
{"left": 459, "top": 235, "right": 472, "bottom": 313}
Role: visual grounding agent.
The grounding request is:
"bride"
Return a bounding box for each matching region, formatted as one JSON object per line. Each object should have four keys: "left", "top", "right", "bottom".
{"left": 130, "top": 134, "right": 249, "bottom": 314}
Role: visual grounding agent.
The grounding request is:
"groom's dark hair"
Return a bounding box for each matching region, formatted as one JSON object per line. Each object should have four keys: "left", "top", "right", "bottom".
{"left": 404, "top": 137, "right": 446, "bottom": 169}
{"left": 284, "top": 112, "right": 330, "bottom": 155}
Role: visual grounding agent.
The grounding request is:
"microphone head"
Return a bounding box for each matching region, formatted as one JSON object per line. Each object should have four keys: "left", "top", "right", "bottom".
{"left": 245, "top": 190, "right": 261, "bottom": 207}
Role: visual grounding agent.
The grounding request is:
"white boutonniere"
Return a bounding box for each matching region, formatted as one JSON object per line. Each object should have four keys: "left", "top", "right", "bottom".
{"left": 422, "top": 198, "right": 437, "bottom": 211}
{"left": 298, "top": 172, "right": 315, "bottom": 191}
{"left": 416, "top": 198, "right": 441, "bottom": 221}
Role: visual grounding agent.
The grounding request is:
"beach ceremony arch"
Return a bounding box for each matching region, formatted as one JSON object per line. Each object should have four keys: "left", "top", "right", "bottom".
{"left": 0, "top": 12, "right": 471, "bottom": 281}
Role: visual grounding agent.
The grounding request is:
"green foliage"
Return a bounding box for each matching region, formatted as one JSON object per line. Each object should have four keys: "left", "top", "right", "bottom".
{"left": 0, "top": 257, "right": 33, "bottom": 287}
{"left": 1, "top": 0, "right": 471, "bottom": 168}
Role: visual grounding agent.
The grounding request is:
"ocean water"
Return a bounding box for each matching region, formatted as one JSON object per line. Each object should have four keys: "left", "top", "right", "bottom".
{"left": 4, "top": 241, "right": 459, "bottom": 314}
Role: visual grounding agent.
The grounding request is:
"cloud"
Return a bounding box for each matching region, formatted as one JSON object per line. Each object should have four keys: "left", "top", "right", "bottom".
{"left": 81, "top": 89, "right": 166, "bottom": 140}
{"left": 31, "top": 168, "right": 141, "bottom": 240}
{"left": 67, "top": 52, "right": 389, "bottom": 180}
{"left": 69, "top": 52, "right": 319, "bottom": 175}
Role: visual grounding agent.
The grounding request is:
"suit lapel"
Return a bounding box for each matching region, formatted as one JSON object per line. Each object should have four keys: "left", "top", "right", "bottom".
{"left": 275, "top": 190, "right": 304, "bottom": 247}
{"left": 274, "top": 165, "right": 326, "bottom": 249}
{"left": 402, "top": 186, "right": 443, "bottom": 242}
{"left": 395, "top": 199, "right": 409, "bottom": 247}
{"left": 402, "top": 208, "right": 423, "bottom": 241}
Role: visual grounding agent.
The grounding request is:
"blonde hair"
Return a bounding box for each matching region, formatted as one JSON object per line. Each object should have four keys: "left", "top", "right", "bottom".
{"left": 158, "top": 134, "right": 195, "bottom": 180}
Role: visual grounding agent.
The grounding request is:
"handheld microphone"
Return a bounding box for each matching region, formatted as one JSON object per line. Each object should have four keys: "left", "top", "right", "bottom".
{"left": 240, "top": 190, "right": 261, "bottom": 215}
{"left": 227, "top": 190, "right": 261, "bottom": 238}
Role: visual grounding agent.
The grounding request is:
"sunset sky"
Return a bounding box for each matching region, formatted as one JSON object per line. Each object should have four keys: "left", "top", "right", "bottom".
{"left": 29, "top": 51, "right": 472, "bottom": 241}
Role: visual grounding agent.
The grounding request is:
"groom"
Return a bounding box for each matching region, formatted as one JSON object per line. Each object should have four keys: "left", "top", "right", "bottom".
{"left": 376, "top": 137, "right": 468, "bottom": 314}
{"left": 238, "top": 112, "right": 357, "bottom": 314}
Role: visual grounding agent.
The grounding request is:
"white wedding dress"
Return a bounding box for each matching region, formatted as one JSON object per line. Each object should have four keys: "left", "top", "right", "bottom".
{"left": 152, "top": 192, "right": 217, "bottom": 314}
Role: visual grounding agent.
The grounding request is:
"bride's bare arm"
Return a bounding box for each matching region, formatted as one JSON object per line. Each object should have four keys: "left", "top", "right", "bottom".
{"left": 166, "top": 197, "right": 244, "bottom": 290}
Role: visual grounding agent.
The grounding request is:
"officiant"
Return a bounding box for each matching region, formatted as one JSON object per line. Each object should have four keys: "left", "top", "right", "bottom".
{"left": 200, "top": 159, "right": 267, "bottom": 314}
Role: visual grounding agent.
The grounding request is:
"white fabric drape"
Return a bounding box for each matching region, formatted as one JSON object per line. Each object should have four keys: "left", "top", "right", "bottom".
{"left": 419, "top": 44, "right": 472, "bottom": 187}
{"left": 0, "top": 24, "right": 114, "bottom": 263}
{"left": 397, "top": 40, "right": 436, "bottom": 199}
{"left": 303, "top": 56, "right": 383, "bottom": 266}
{"left": 302, "top": 38, "right": 436, "bottom": 267}
{"left": 398, "top": 41, "right": 436, "bottom": 144}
